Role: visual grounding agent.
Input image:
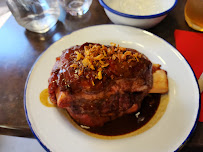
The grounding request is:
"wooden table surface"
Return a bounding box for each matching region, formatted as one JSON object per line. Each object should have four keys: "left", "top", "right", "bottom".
{"left": 0, "top": 0, "right": 202, "bottom": 151}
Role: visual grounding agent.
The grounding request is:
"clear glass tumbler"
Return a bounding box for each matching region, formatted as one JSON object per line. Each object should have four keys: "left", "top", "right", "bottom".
{"left": 7, "top": 0, "right": 60, "bottom": 33}
{"left": 184, "top": 0, "right": 203, "bottom": 32}
{"left": 59, "top": 0, "right": 92, "bottom": 16}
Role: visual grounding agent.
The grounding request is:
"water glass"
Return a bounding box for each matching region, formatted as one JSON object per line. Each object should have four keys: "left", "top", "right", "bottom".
{"left": 6, "top": 0, "right": 60, "bottom": 33}
{"left": 184, "top": 0, "right": 203, "bottom": 32}
{"left": 59, "top": 0, "right": 92, "bottom": 16}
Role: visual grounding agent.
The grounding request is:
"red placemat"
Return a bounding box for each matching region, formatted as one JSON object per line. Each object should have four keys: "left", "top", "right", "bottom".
{"left": 174, "top": 29, "right": 203, "bottom": 122}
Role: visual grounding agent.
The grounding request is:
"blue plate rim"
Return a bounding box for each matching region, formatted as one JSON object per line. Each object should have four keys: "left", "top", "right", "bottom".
{"left": 24, "top": 51, "right": 50, "bottom": 152}
{"left": 23, "top": 24, "right": 200, "bottom": 152}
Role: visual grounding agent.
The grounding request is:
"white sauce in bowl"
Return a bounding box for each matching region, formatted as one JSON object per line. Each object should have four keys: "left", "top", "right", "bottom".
{"left": 103, "top": 0, "right": 174, "bottom": 16}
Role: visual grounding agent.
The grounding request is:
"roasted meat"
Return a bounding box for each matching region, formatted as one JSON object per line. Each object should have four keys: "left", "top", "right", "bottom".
{"left": 48, "top": 42, "right": 165, "bottom": 127}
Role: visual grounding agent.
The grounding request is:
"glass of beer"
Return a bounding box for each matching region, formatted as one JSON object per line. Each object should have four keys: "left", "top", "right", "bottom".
{"left": 184, "top": 0, "right": 203, "bottom": 32}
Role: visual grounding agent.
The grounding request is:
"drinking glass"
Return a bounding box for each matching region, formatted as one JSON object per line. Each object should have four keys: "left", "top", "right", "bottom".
{"left": 7, "top": 0, "right": 60, "bottom": 33}
{"left": 184, "top": 0, "right": 203, "bottom": 32}
{"left": 58, "top": 0, "right": 92, "bottom": 16}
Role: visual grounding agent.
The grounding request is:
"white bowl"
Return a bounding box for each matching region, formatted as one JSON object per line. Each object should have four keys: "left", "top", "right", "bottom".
{"left": 99, "top": 0, "right": 177, "bottom": 29}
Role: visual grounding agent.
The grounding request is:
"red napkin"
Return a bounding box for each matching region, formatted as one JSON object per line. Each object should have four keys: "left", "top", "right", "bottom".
{"left": 174, "top": 29, "right": 203, "bottom": 122}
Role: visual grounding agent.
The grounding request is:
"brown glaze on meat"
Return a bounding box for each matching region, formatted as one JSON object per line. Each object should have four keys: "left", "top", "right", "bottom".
{"left": 85, "top": 94, "right": 161, "bottom": 136}
{"left": 48, "top": 43, "right": 153, "bottom": 127}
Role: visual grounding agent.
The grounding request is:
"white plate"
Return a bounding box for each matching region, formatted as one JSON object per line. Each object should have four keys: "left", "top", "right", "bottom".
{"left": 24, "top": 25, "right": 200, "bottom": 152}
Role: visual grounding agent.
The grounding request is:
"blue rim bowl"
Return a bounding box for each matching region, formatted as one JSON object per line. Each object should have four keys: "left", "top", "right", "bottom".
{"left": 99, "top": 0, "right": 178, "bottom": 19}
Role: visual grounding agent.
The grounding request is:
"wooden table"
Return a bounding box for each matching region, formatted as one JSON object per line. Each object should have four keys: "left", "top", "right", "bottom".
{"left": 0, "top": 0, "right": 202, "bottom": 151}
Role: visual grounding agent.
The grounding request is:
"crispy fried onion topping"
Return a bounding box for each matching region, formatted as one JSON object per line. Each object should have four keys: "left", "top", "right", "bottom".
{"left": 70, "top": 43, "right": 142, "bottom": 80}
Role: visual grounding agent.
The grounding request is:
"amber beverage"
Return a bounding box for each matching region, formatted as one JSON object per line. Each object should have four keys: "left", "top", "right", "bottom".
{"left": 184, "top": 0, "right": 203, "bottom": 32}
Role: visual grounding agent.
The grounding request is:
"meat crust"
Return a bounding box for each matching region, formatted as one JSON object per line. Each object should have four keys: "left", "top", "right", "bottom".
{"left": 48, "top": 43, "right": 153, "bottom": 127}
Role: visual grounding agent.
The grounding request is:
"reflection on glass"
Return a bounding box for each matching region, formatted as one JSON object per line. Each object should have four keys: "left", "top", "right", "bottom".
{"left": 59, "top": 0, "right": 92, "bottom": 16}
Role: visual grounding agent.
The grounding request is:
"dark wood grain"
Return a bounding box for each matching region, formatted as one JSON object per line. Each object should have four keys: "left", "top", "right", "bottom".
{"left": 0, "top": 0, "right": 202, "bottom": 151}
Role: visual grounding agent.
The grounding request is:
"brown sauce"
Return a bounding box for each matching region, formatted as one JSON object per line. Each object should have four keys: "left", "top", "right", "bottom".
{"left": 80, "top": 94, "right": 160, "bottom": 136}
{"left": 39, "top": 89, "right": 56, "bottom": 107}
{"left": 40, "top": 89, "right": 167, "bottom": 138}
